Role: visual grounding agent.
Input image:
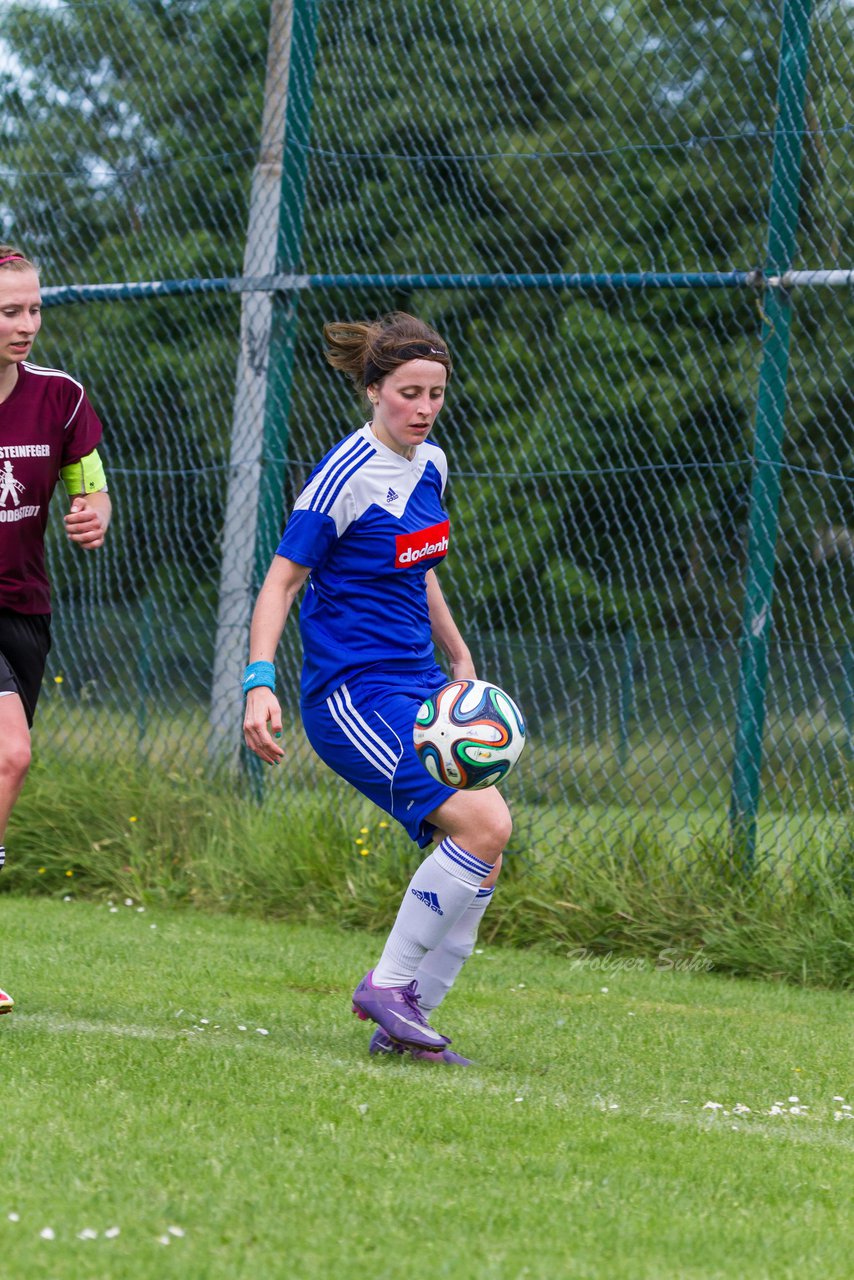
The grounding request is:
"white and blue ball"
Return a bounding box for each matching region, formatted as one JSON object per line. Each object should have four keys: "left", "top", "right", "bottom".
{"left": 413, "top": 679, "right": 527, "bottom": 790}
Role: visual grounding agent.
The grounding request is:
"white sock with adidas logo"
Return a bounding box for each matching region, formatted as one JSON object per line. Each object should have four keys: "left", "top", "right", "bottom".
{"left": 413, "top": 886, "right": 494, "bottom": 1012}
{"left": 371, "top": 838, "right": 493, "bottom": 989}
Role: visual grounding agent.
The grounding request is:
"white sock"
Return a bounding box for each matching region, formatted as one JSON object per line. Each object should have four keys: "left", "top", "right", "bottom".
{"left": 372, "top": 838, "right": 493, "bottom": 988}
{"left": 414, "top": 887, "right": 494, "bottom": 1012}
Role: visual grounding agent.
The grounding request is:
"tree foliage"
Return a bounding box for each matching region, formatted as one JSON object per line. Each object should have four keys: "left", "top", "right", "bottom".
{"left": 2, "top": 0, "right": 851, "bottom": 643}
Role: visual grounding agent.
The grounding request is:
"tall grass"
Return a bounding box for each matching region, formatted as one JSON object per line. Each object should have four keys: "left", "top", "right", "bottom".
{"left": 5, "top": 744, "right": 852, "bottom": 990}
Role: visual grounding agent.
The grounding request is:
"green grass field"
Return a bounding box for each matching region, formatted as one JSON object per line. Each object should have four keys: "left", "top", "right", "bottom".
{"left": 1, "top": 897, "right": 851, "bottom": 1279}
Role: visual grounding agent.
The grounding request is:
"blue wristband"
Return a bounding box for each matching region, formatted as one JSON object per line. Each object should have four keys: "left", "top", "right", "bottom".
{"left": 243, "top": 660, "right": 276, "bottom": 695}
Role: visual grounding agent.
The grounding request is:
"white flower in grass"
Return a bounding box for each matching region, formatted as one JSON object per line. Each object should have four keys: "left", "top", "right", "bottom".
{"left": 40, "top": 1228, "right": 55, "bottom": 1240}
{"left": 157, "top": 1235, "right": 171, "bottom": 1245}
{"left": 167, "top": 1226, "right": 185, "bottom": 1237}
{"left": 514, "top": 1096, "right": 524, "bottom": 1103}
{"left": 77, "top": 1228, "right": 97, "bottom": 1240}
{"left": 109, "top": 907, "right": 119, "bottom": 914}
{"left": 124, "top": 898, "right": 133, "bottom": 907}
{"left": 104, "top": 1226, "right": 120, "bottom": 1239}
{"left": 832, "top": 1095, "right": 844, "bottom": 1102}
{"left": 256, "top": 1028, "right": 269, "bottom": 1035}
{"left": 237, "top": 1025, "right": 247, "bottom": 1031}
{"left": 7, "top": 1213, "right": 19, "bottom": 1222}
{"left": 702, "top": 1101, "right": 724, "bottom": 1110}
{"left": 357, "top": 1103, "right": 369, "bottom": 1115}
{"left": 732, "top": 1103, "right": 751, "bottom": 1115}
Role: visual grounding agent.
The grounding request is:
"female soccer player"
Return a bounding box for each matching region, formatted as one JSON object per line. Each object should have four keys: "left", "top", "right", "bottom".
{"left": 0, "top": 246, "right": 112, "bottom": 1015}
{"left": 243, "top": 312, "right": 510, "bottom": 1064}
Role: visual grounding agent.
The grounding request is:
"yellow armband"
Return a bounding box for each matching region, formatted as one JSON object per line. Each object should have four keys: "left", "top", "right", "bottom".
{"left": 60, "top": 449, "right": 107, "bottom": 496}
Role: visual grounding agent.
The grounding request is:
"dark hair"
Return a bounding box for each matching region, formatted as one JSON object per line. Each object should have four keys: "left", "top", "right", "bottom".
{"left": 0, "top": 245, "right": 37, "bottom": 274}
{"left": 323, "top": 311, "right": 452, "bottom": 394}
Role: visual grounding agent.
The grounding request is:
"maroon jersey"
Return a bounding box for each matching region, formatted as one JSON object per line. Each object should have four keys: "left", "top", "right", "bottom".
{"left": 0, "top": 361, "right": 103, "bottom": 613}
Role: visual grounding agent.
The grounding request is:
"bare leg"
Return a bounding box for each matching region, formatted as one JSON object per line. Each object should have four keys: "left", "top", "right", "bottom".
{"left": 0, "top": 694, "right": 31, "bottom": 1013}
{"left": 0, "top": 693, "right": 31, "bottom": 847}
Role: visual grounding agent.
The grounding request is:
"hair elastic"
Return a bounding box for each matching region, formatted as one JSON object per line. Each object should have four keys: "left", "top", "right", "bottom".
{"left": 0, "top": 255, "right": 26, "bottom": 266}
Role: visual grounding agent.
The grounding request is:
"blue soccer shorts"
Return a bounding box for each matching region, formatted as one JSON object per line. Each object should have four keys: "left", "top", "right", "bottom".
{"left": 301, "top": 664, "right": 455, "bottom": 847}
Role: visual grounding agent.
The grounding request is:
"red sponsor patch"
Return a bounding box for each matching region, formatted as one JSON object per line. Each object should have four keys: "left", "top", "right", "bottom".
{"left": 395, "top": 519, "right": 450, "bottom": 569}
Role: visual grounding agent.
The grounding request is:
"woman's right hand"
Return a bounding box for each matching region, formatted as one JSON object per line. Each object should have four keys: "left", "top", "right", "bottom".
{"left": 243, "top": 687, "right": 286, "bottom": 764}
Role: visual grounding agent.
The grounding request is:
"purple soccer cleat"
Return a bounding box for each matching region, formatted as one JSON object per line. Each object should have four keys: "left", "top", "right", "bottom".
{"left": 352, "top": 970, "right": 449, "bottom": 1053}
{"left": 369, "top": 1026, "right": 474, "bottom": 1066}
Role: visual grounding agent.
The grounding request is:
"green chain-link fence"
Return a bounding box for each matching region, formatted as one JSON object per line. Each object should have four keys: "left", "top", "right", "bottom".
{"left": 2, "top": 0, "right": 851, "bottom": 874}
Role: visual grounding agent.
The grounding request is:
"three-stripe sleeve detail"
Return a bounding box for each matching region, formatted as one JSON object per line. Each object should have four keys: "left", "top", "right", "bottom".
{"left": 308, "top": 437, "right": 375, "bottom": 514}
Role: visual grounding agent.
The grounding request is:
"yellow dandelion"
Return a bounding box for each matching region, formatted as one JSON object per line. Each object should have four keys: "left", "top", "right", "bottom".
{"left": 359, "top": 848, "right": 371, "bottom": 857}
{"left": 355, "top": 838, "right": 363, "bottom": 845}
{"left": 65, "top": 869, "right": 74, "bottom": 877}
{"left": 37, "top": 867, "right": 46, "bottom": 874}
{"left": 378, "top": 821, "right": 389, "bottom": 829}
{"left": 54, "top": 675, "right": 64, "bottom": 684}
{"left": 129, "top": 816, "right": 138, "bottom": 823}
{"left": 359, "top": 827, "right": 369, "bottom": 834}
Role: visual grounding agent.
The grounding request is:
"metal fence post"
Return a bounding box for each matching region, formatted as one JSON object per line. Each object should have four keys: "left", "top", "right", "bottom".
{"left": 729, "top": 0, "right": 815, "bottom": 868}
{"left": 618, "top": 628, "right": 637, "bottom": 769}
{"left": 210, "top": 0, "right": 321, "bottom": 762}
{"left": 843, "top": 646, "right": 854, "bottom": 764}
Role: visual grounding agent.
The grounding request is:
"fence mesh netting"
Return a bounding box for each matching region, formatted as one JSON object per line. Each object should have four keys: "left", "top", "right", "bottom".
{"left": 1, "top": 0, "right": 851, "bottom": 872}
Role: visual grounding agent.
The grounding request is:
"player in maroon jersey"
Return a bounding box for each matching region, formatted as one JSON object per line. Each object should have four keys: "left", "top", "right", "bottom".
{"left": 0, "top": 246, "right": 112, "bottom": 1015}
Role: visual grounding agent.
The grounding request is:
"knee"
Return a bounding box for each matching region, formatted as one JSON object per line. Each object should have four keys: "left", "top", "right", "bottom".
{"left": 482, "top": 808, "right": 512, "bottom": 855}
{"left": 0, "top": 736, "right": 31, "bottom": 789}
{"left": 460, "top": 801, "right": 512, "bottom": 860}
{"left": 432, "top": 792, "right": 513, "bottom": 862}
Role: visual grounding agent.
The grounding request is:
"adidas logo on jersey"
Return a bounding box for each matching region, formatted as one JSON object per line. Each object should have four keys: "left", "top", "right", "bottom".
{"left": 386, "top": 487, "right": 399, "bottom": 503}
{"left": 411, "top": 888, "right": 444, "bottom": 915}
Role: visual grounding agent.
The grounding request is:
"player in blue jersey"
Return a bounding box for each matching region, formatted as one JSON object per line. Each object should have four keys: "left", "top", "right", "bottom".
{"left": 243, "top": 312, "right": 511, "bottom": 1064}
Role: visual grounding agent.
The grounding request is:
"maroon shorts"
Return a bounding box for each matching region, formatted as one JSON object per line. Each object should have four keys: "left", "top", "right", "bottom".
{"left": 0, "top": 609, "right": 52, "bottom": 727}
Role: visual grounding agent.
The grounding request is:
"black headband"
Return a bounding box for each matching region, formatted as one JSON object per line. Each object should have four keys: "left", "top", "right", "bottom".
{"left": 364, "top": 342, "right": 449, "bottom": 388}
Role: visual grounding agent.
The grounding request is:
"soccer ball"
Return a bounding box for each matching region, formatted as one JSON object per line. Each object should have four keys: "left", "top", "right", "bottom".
{"left": 413, "top": 679, "right": 527, "bottom": 790}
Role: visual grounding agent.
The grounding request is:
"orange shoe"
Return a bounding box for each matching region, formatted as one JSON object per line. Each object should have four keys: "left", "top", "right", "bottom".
{"left": 0, "top": 987, "right": 13, "bottom": 1014}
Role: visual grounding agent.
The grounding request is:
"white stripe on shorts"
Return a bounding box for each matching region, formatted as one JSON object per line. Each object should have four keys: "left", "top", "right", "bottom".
{"left": 327, "top": 684, "right": 400, "bottom": 780}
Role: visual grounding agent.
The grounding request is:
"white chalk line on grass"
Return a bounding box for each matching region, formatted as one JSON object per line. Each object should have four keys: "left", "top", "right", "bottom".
{"left": 7, "top": 1017, "right": 852, "bottom": 1150}
{"left": 6, "top": 1013, "right": 278, "bottom": 1044}
{"left": 9, "top": 1013, "right": 189, "bottom": 1041}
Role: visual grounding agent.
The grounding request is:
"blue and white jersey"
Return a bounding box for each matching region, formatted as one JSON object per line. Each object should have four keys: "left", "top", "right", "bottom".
{"left": 277, "top": 424, "right": 451, "bottom": 702}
